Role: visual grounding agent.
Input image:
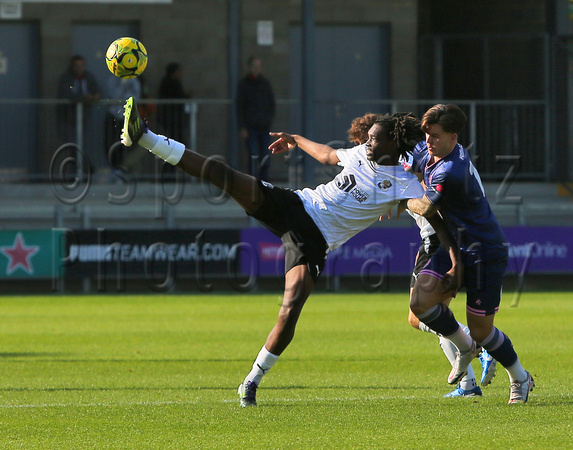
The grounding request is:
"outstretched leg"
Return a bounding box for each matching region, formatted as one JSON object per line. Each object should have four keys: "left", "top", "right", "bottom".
{"left": 238, "top": 265, "right": 315, "bottom": 407}
{"left": 122, "top": 96, "right": 264, "bottom": 214}
{"left": 176, "top": 149, "right": 264, "bottom": 214}
{"left": 265, "top": 265, "right": 315, "bottom": 355}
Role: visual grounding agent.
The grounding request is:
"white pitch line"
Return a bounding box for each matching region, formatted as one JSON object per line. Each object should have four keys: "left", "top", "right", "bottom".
{"left": 2, "top": 392, "right": 536, "bottom": 409}
{"left": 0, "top": 399, "right": 202, "bottom": 409}
{"left": 1, "top": 395, "right": 394, "bottom": 409}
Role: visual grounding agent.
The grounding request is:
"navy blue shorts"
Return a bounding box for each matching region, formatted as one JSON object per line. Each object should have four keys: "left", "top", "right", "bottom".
{"left": 419, "top": 245, "right": 508, "bottom": 316}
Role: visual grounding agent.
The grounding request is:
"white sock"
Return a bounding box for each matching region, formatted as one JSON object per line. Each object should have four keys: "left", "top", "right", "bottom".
{"left": 457, "top": 323, "right": 477, "bottom": 390}
{"left": 505, "top": 359, "right": 528, "bottom": 383}
{"left": 420, "top": 315, "right": 477, "bottom": 389}
{"left": 244, "top": 346, "right": 279, "bottom": 386}
{"left": 439, "top": 322, "right": 477, "bottom": 390}
{"left": 418, "top": 322, "right": 438, "bottom": 335}
{"left": 444, "top": 324, "right": 474, "bottom": 353}
{"left": 139, "top": 129, "right": 185, "bottom": 165}
{"left": 139, "top": 128, "right": 159, "bottom": 149}
{"left": 439, "top": 336, "right": 477, "bottom": 390}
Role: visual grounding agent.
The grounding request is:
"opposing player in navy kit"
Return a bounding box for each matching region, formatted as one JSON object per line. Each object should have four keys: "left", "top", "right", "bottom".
{"left": 120, "top": 99, "right": 461, "bottom": 407}
{"left": 402, "top": 104, "right": 534, "bottom": 404}
{"left": 328, "top": 114, "right": 496, "bottom": 397}
{"left": 400, "top": 155, "right": 497, "bottom": 397}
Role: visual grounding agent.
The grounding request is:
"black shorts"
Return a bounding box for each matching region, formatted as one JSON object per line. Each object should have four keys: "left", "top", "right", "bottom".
{"left": 249, "top": 181, "right": 328, "bottom": 280}
{"left": 410, "top": 233, "right": 440, "bottom": 288}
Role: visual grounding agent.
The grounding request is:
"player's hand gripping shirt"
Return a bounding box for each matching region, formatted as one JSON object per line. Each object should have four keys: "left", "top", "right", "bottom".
{"left": 400, "top": 153, "right": 436, "bottom": 240}
{"left": 411, "top": 141, "right": 507, "bottom": 255}
{"left": 295, "top": 144, "right": 425, "bottom": 251}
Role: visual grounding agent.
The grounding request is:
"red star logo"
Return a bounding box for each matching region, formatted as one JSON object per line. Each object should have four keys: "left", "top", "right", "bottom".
{"left": 1, "top": 233, "right": 40, "bottom": 275}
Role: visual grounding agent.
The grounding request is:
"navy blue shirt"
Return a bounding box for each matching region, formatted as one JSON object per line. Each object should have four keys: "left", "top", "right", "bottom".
{"left": 411, "top": 142, "right": 507, "bottom": 259}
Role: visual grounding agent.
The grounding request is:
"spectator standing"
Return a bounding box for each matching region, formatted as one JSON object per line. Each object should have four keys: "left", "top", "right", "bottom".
{"left": 104, "top": 75, "right": 142, "bottom": 168}
{"left": 237, "top": 55, "right": 276, "bottom": 180}
{"left": 158, "top": 62, "right": 190, "bottom": 144}
{"left": 57, "top": 55, "right": 101, "bottom": 144}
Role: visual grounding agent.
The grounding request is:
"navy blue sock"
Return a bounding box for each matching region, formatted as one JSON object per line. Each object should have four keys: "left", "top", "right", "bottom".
{"left": 416, "top": 304, "right": 460, "bottom": 337}
{"left": 479, "top": 328, "right": 518, "bottom": 368}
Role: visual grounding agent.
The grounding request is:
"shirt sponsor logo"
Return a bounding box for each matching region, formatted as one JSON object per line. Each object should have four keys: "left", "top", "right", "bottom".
{"left": 337, "top": 173, "right": 369, "bottom": 203}
{"left": 351, "top": 187, "right": 369, "bottom": 203}
{"left": 337, "top": 174, "right": 357, "bottom": 192}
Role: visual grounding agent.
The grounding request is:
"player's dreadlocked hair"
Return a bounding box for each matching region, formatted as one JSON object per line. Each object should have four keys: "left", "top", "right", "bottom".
{"left": 375, "top": 112, "right": 424, "bottom": 160}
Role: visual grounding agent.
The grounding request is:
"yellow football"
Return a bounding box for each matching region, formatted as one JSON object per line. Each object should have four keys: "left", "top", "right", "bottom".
{"left": 105, "top": 37, "right": 148, "bottom": 79}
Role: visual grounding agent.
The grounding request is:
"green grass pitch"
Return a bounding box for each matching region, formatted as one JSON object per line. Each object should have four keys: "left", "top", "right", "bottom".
{"left": 0, "top": 291, "right": 571, "bottom": 448}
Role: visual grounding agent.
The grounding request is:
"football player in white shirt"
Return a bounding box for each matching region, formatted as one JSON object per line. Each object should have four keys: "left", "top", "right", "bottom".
{"left": 121, "top": 99, "right": 461, "bottom": 407}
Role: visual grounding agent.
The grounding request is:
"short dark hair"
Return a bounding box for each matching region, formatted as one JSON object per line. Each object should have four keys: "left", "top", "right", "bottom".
{"left": 422, "top": 104, "right": 467, "bottom": 135}
{"left": 166, "top": 62, "right": 181, "bottom": 76}
{"left": 247, "top": 55, "right": 260, "bottom": 67}
{"left": 68, "top": 54, "right": 85, "bottom": 69}
{"left": 375, "top": 112, "right": 425, "bottom": 160}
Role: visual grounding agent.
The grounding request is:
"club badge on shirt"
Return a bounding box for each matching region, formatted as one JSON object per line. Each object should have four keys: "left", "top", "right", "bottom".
{"left": 377, "top": 180, "right": 393, "bottom": 190}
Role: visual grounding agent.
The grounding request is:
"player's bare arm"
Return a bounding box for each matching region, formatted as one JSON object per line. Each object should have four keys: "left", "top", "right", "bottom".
{"left": 402, "top": 195, "right": 439, "bottom": 217}
{"left": 269, "top": 132, "right": 340, "bottom": 165}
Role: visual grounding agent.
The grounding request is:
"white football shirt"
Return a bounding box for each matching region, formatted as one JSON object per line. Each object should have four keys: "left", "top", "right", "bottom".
{"left": 295, "top": 144, "right": 425, "bottom": 251}
{"left": 399, "top": 153, "right": 436, "bottom": 240}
